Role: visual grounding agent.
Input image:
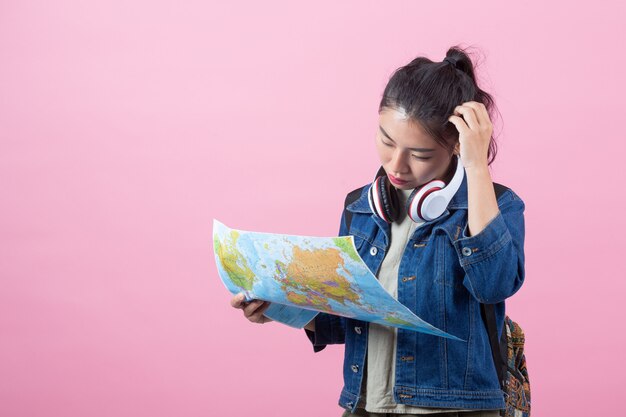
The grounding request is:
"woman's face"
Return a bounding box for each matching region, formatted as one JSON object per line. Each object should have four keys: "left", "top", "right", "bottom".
{"left": 376, "top": 107, "right": 457, "bottom": 191}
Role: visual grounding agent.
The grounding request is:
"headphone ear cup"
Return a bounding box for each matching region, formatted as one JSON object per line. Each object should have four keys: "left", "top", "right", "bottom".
{"left": 420, "top": 187, "right": 453, "bottom": 221}
{"left": 379, "top": 176, "right": 400, "bottom": 223}
{"left": 368, "top": 178, "right": 384, "bottom": 220}
{"left": 406, "top": 155, "right": 465, "bottom": 222}
{"left": 407, "top": 180, "right": 445, "bottom": 222}
{"left": 420, "top": 155, "right": 466, "bottom": 221}
{"left": 368, "top": 176, "right": 400, "bottom": 223}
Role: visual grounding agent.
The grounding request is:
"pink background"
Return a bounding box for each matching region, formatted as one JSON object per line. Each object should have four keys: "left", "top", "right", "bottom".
{"left": 1, "top": 1, "right": 624, "bottom": 416}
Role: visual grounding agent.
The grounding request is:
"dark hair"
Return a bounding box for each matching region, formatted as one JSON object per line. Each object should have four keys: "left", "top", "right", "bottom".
{"left": 378, "top": 45, "right": 500, "bottom": 166}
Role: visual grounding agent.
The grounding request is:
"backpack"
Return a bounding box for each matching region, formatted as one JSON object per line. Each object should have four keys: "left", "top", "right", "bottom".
{"left": 342, "top": 181, "right": 531, "bottom": 417}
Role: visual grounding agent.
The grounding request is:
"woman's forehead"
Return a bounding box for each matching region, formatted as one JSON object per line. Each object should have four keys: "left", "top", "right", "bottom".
{"left": 384, "top": 106, "right": 410, "bottom": 121}
{"left": 378, "top": 108, "right": 440, "bottom": 148}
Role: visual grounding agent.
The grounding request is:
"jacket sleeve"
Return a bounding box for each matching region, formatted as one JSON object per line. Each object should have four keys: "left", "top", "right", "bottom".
{"left": 453, "top": 189, "right": 526, "bottom": 304}
{"left": 304, "top": 313, "right": 347, "bottom": 352}
{"left": 303, "top": 208, "right": 349, "bottom": 352}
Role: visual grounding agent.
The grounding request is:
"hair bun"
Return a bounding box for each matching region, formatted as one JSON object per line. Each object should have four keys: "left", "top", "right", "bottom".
{"left": 443, "top": 56, "right": 458, "bottom": 68}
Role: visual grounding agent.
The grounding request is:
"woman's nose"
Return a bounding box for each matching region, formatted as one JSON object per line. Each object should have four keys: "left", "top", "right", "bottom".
{"left": 389, "top": 150, "right": 407, "bottom": 173}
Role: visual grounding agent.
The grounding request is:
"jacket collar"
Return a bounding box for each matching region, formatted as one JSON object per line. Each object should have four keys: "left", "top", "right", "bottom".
{"left": 346, "top": 166, "right": 469, "bottom": 214}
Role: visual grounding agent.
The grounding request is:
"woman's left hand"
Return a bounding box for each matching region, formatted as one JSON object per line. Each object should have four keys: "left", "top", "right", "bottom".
{"left": 447, "top": 101, "right": 493, "bottom": 171}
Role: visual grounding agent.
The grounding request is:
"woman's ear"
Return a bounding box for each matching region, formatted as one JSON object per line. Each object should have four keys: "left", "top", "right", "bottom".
{"left": 453, "top": 142, "right": 460, "bottom": 156}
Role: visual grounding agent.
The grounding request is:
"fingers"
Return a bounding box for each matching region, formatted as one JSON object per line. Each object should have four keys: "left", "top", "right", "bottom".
{"left": 230, "top": 292, "right": 247, "bottom": 309}
{"left": 456, "top": 101, "right": 493, "bottom": 132}
{"left": 447, "top": 114, "right": 470, "bottom": 135}
{"left": 449, "top": 101, "right": 494, "bottom": 143}
{"left": 247, "top": 301, "right": 272, "bottom": 324}
{"left": 474, "top": 102, "right": 491, "bottom": 125}
{"left": 243, "top": 299, "right": 269, "bottom": 321}
{"left": 452, "top": 104, "right": 480, "bottom": 130}
{"left": 231, "top": 293, "right": 272, "bottom": 324}
{"left": 465, "top": 101, "right": 492, "bottom": 128}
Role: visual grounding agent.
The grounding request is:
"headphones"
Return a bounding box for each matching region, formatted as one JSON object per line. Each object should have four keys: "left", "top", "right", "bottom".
{"left": 367, "top": 155, "right": 465, "bottom": 223}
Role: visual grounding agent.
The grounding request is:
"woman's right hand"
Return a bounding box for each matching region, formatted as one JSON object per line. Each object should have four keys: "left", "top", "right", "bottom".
{"left": 230, "top": 292, "right": 273, "bottom": 324}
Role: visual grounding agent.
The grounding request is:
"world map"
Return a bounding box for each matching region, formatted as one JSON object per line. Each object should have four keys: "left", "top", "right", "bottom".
{"left": 213, "top": 219, "right": 461, "bottom": 340}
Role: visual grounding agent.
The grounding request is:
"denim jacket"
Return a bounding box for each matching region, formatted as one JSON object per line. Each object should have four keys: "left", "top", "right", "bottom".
{"left": 304, "top": 172, "right": 526, "bottom": 411}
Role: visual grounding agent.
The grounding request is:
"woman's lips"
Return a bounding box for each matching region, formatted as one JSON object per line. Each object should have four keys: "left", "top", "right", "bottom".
{"left": 388, "top": 174, "right": 409, "bottom": 186}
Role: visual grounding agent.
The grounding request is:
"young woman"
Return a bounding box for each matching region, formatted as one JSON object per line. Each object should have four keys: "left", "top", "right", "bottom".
{"left": 231, "top": 45, "right": 526, "bottom": 417}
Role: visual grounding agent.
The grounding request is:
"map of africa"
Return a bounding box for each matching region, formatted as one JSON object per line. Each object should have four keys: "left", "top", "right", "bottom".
{"left": 213, "top": 219, "right": 461, "bottom": 340}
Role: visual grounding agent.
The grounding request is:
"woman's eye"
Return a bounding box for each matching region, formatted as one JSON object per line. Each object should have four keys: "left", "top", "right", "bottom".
{"left": 381, "top": 139, "right": 393, "bottom": 147}
{"left": 412, "top": 155, "right": 432, "bottom": 161}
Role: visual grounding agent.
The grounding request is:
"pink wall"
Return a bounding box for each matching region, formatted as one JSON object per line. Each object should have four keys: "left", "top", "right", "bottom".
{"left": 1, "top": 1, "right": 624, "bottom": 416}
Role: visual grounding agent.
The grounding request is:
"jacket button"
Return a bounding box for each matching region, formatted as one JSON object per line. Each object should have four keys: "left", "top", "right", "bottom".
{"left": 462, "top": 247, "right": 472, "bottom": 256}
{"left": 354, "top": 326, "right": 362, "bottom": 334}
{"left": 369, "top": 246, "right": 378, "bottom": 256}
{"left": 351, "top": 364, "right": 359, "bottom": 373}
{"left": 346, "top": 402, "right": 354, "bottom": 408}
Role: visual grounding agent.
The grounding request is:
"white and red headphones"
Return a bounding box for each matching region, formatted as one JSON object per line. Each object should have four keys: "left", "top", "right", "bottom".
{"left": 367, "top": 155, "right": 465, "bottom": 223}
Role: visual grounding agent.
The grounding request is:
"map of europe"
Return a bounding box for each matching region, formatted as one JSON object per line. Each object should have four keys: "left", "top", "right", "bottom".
{"left": 213, "top": 219, "right": 461, "bottom": 340}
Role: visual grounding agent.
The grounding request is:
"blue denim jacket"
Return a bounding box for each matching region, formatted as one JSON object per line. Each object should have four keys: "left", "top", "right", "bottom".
{"left": 305, "top": 172, "right": 526, "bottom": 411}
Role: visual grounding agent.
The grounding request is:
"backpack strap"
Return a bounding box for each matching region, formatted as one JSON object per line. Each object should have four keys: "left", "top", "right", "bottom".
{"left": 343, "top": 185, "right": 366, "bottom": 233}
{"left": 492, "top": 182, "right": 509, "bottom": 201}
{"left": 481, "top": 303, "right": 509, "bottom": 392}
